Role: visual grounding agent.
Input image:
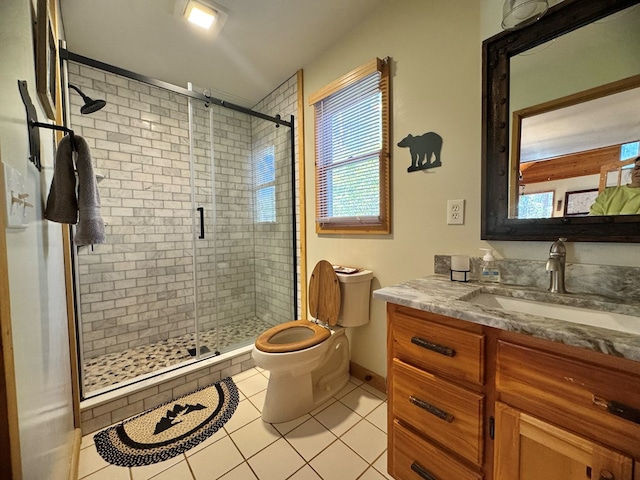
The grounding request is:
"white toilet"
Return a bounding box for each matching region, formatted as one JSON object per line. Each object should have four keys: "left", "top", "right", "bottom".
{"left": 252, "top": 260, "right": 373, "bottom": 423}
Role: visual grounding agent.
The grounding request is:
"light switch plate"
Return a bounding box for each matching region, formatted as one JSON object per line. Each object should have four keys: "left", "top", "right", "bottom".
{"left": 3, "top": 163, "right": 29, "bottom": 229}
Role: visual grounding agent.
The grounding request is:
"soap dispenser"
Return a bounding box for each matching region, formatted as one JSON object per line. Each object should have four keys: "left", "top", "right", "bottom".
{"left": 479, "top": 248, "right": 500, "bottom": 283}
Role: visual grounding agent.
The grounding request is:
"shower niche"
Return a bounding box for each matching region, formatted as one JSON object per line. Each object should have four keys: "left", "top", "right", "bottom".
{"left": 64, "top": 58, "right": 298, "bottom": 397}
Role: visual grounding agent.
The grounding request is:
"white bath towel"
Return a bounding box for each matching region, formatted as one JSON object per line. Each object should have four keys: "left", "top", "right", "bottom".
{"left": 45, "top": 134, "right": 105, "bottom": 246}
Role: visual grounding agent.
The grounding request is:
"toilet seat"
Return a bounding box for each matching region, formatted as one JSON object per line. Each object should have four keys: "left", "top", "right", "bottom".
{"left": 254, "top": 260, "right": 341, "bottom": 354}
{"left": 254, "top": 320, "right": 331, "bottom": 353}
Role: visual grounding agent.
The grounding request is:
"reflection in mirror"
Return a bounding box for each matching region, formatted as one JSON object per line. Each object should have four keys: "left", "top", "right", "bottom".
{"left": 510, "top": 76, "right": 640, "bottom": 219}
{"left": 508, "top": 4, "right": 640, "bottom": 219}
{"left": 590, "top": 157, "right": 640, "bottom": 215}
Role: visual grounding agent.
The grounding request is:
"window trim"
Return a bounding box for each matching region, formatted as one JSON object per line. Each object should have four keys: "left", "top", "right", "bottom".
{"left": 309, "top": 57, "right": 391, "bottom": 234}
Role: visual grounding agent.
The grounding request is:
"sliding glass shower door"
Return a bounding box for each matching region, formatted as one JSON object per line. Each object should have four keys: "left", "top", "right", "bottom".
{"left": 70, "top": 66, "right": 202, "bottom": 394}
{"left": 190, "top": 100, "right": 296, "bottom": 359}
{"left": 68, "top": 60, "right": 296, "bottom": 399}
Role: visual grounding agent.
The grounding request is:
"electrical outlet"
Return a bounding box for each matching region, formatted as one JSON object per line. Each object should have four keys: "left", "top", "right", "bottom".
{"left": 447, "top": 199, "right": 464, "bottom": 225}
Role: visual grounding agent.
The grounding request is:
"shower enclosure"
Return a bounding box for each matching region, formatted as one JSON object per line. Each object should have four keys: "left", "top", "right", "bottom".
{"left": 63, "top": 53, "right": 298, "bottom": 397}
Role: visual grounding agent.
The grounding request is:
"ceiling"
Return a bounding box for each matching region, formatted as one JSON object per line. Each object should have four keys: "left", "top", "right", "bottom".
{"left": 520, "top": 86, "right": 640, "bottom": 163}
{"left": 59, "top": 0, "right": 385, "bottom": 108}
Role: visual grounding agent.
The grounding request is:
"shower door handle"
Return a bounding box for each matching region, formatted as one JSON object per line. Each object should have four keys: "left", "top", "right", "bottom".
{"left": 197, "top": 207, "right": 204, "bottom": 239}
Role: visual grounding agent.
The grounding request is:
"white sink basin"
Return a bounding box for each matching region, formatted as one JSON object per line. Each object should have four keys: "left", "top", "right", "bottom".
{"left": 469, "top": 293, "right": 640, "bottom": 336}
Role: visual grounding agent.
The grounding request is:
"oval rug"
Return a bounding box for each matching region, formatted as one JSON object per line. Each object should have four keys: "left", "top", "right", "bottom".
{"left": 94, "top": 376, "right": 239, "bottom": 467}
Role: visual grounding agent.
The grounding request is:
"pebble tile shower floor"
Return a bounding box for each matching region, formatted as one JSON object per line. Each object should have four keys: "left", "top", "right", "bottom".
{"left": 84, "top": 318, "right": 274, "bottom": 392}
{"left": 79, "top": 369, "right": 391, "bottom": 480}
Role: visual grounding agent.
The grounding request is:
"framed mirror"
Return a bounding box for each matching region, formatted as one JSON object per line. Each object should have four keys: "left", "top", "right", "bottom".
{"left": 482, "top": 0, "right": 640, "bottom": 241}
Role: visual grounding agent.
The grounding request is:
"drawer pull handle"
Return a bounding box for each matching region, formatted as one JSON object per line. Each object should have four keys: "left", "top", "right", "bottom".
{"left": 410, "top": 461, "right": 438, "bottom": 480}
{"left": 593, "top": 395, "right": 640, "bottom": 426}
{"left": 598, "top": 471, "right": 614, "bottom": 480}
{"left": 411, "top": 336, "right": 456, "bottom": 357}
{"left": 409, "top": 395, "right": 454, "bottom": 423}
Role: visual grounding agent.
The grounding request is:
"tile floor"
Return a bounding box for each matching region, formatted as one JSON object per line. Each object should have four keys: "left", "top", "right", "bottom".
{"left": 78, "top": 368, "right": 391, "bottom": 480}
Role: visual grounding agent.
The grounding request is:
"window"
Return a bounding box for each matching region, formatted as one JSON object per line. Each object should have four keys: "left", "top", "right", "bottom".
{"left": 254, "top": 145, "right": 275, "bottom": 223}
{"left": 621, "top": 141, "right": 639, "bottom": 160}
{"left": 310, "top": 58, "right": 390, "bottom": 233}
{"left": 518, "top": 191, "right": 554, "bottom": 219}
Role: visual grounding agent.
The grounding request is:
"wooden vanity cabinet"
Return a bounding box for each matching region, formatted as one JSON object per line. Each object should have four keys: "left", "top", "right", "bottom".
{"left": 493, "top": 402, "right": 633, "bottom": 480}
{"left": 387, "top": 304, "right": 488, "bottom": 479}
{"left": 496, "top": 341, "right": 640, "bottom": 460}
{"left": 387, "top": 303, "right": 640, "bottom": 480}
{"left": 494, "top": 338, "right": 640, "bottom": 480}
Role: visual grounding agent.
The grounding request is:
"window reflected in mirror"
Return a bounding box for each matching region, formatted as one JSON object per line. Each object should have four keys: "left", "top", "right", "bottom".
{"left": 518, "top": 191, "right": 554, "bottom": 219}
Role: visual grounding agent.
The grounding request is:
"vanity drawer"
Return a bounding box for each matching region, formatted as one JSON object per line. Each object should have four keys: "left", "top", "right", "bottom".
{"left": 391, "top": 358, "right": 484, "bottom": 466}
{"left": 391, "top": 311, "right": 485, "bottom": 385}
{"left": 497, "top": 341, "right": 640, "bottom": 457}
{"left": 391, "top": 420, "right": 483, "bottom": 480}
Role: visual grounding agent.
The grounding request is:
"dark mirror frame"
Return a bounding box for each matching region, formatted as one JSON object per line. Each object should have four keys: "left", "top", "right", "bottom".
{"left": 482, "top": 0, "right": 640, "bottom": 242}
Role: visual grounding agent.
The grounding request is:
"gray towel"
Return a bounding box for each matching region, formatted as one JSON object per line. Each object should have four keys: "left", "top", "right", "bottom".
{"left": 45, "top": 134, "right": 106, "bottom": 246}
{"left": 45, "top": 135, "right": 77, "bottom": 223}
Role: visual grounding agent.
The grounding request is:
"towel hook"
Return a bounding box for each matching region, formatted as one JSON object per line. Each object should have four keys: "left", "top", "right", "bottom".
{"left": 18, "top": 79, "right": 76, "bottom": 171}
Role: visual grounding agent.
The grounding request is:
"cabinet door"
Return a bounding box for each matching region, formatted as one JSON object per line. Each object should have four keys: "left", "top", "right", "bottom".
{"left": 494, "top": 402, "right": 633, "bottom": 480}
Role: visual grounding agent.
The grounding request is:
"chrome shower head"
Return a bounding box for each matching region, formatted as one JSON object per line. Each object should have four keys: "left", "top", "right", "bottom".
{"left": 68, "top": 84, "right": 107, "bottom": 115}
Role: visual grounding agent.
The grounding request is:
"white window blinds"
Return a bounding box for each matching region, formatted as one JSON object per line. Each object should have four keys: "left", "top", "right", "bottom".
{"left": 313, "top": 64, "right": 383, "bottom": 225}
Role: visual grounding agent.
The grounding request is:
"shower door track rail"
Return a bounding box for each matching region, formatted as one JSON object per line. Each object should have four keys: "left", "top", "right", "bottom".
{"left": 60, "top": 48, "right": 293, "bottom": 128}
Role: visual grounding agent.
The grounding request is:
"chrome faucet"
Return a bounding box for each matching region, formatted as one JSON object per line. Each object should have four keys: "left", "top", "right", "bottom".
{"left": 546, "top": 238, "right": 567, "bottom": 293}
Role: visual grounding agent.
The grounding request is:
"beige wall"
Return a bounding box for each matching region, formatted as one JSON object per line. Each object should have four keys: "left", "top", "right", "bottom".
{"left": 303, "top": 0, "right": 640, "bottom": 378}
{"left": 0, "top": 0, "right": 75, "bottom": 478}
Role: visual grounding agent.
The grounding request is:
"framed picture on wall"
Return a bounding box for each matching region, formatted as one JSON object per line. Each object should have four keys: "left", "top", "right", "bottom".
{"left": 36, "top": 0, "right": 57, "bottom": 120}
{"left": 564, "top": 189, "right": 599, "bottom": 216}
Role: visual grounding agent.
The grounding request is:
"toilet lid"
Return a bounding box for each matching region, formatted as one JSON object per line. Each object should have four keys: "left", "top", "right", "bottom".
{"left": 308, "top": 260, "right": 341, "bottom": 326}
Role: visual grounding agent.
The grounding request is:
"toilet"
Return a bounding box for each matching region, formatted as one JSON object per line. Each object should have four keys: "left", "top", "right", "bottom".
{"left": 252, "top": 260, "right": 373, "bottom": 423}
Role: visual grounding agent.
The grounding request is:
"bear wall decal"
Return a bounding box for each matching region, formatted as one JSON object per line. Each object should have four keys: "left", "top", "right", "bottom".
{"left": 397, "top": 132, "right": 443, "bottom": 173}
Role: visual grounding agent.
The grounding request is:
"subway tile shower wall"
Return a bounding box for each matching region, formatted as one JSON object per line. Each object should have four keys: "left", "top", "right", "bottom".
{"left": 69, "top": 63, "right": 299, "bottom": 361}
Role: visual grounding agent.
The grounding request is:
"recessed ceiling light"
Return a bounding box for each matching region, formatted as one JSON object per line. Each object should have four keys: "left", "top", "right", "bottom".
{"left": 184, "top": 0, "right": 217, "bottom": 30}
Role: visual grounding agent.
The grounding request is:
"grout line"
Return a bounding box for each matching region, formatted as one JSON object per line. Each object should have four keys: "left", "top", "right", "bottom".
{"left": 80, "top": 383, "right": 388, "bottom": 480}
{"left": 182, "top": 454, "right": 197, "bottom": 480}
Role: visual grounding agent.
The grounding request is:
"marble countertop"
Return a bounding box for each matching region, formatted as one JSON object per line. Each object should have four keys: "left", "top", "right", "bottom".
{"left": 373, "top": 276, "right": 640, "bottom": 362}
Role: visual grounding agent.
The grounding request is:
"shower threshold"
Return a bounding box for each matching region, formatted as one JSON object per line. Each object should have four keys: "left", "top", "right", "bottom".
{"left": 82, "top": 317, "right": 273, "bottom": 394}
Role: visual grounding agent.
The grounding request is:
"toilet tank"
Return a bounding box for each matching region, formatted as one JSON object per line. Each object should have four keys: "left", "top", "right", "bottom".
{"left": 336, "top": 269, "right": 373, "bottom": 327}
